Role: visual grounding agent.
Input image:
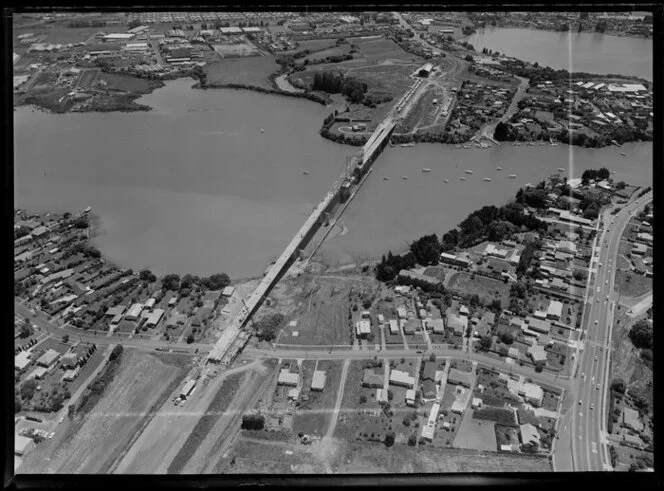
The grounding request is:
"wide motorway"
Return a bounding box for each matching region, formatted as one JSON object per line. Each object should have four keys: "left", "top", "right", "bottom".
{"left": 571, "top": 191, "right": 651, "bottom": 471}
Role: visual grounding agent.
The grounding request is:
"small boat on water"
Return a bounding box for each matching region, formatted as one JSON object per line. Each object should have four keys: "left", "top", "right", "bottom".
{"left": 474, "top": 143, "right": 482, "bottom": 148}
{"left": 260, "top": 128, "right": 264, "bottom": 133}
{"left": 509, "top": 174, "right": 517, "bottom": 178}
{"left": 455, "top": 144, "right": 461, "bottom": 149}
{"left": 383, "top": 177, "right": 390, "bottom": 181}
{"left": 550, "top": 142, "right": 559, "bottom": 146}
{"left": 610, "top": 170, "right": 616, "bottom": 174}
{"left": 444, "top": 179, "right": 449, "bottom": 183}
{"left": 620, "top": 152, "right": 627, "bottom": 157}
{"left": 402, "top": 176, "right": 409, "bottom": 180}
{"left": 465, "top": 169, "right": 474, "bottom": 174}
{"left": 422, "top": 168, "right": 431, "bottom": 173}
{"left": 483, "top": 178, "right": 492, "bottom": 182}
{"left": 611, "top": 139, "right": 622, "bottom": 147}
{"left": 538, "top": 142, "right": 546, "bottom": 146}
{"left": 515, "top": 142, "right": 522, "bottom": 146}
{"left": 401, "top": 143, "right": 415, "bottom": 148}
{"left": 527, "top": 141, "right": 535, "bottom": 146}
{"left": 83, "top": 206, "right": 92, "bottom": 214}
{"left": 460, "top": 177, "right": 467, "bottom": 181}
{"left": 496, "top": 166, "right": 503, "bottom": 171}
{"left": 303, "top": 171, "right": 309, "bottom": 175}
{"left": 558, "top": 167, "right": 565, "bottom": 172}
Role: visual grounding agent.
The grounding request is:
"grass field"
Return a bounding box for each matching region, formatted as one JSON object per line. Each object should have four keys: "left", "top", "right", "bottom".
{"left": 97, "top": 72, "right": 163, "bottom": 94}
{"left": 217, "top": 437, "right": 324, "bottom": 474}
{"left": 212, "top": 42, "right": 261, "bottom": 58}
{"left": 19, "top": 349, "right": 189, "bottom": 473}
{"left": 614, "top": 270, "right": 652, "bottom": 298}
{"left": 331, "top": 441, "right": 552, "bottom": 472}
{"left": 203, "top": 55, "right": 280, "bottom": 90}
{"left": 76, "top": 69, "right": 98, "bottom": 89}
{"left": 453, "top": 412, "right": 497, "bottom": 451}
{"left": 280, "top": 280, "right": 353, "bottom": 346}
{"left": 447, "top": 272, "right": 511, "bottom": 306}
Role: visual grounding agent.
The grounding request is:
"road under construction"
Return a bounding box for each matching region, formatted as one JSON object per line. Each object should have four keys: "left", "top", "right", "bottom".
{"left": 206, "top": 119, "right": 397, "bottom": 365}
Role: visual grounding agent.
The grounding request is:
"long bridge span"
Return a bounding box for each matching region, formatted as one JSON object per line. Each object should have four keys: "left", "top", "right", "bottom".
{"left": 207, "top": 120, "right": 396, "bottom": 364}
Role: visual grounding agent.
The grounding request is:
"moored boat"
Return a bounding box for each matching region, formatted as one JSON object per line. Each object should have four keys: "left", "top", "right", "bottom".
{"left": 509, "top": 174, "right": 517, "bottom": 178}
{"left": 422, "top": 168, "right": 431, "bottom": 173}
{"left": 483, "top": 178, "right": 492, "bottom": 182}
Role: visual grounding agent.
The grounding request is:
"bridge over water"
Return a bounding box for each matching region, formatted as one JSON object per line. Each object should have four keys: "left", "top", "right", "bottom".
{"left": 207, "top": 120, "right": 396, "bottom": 364}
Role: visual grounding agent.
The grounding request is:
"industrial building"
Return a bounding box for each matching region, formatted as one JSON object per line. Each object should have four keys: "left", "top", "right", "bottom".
{"left": 418, "top": 63, "right": 434, "bottom": 77}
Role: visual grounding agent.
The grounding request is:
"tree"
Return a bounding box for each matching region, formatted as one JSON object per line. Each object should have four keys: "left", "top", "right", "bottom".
{"left": 611, "top": 378, "right": 626, "bottom": 395}
{"left": 408, "top": 434, "right": 417, "bottom": 446}
{"left": 359, "top": 395, "right": 367, "bottom": 404}
{"left": 139, "top": 269, "right": 157, "bottom": 282}
{"left": 241, "top": 414, "right": 265, "bottom": 430}
{"left": 15, "top": 397, "right": 22, "bottom": 413}
{"left": 19, "top": 320, "right": 33, "bottom": 339}
{"left": 499, "top": 332, "right": 514, "bottom": 345}
{"left": 254, "top": 313, "right": 284, "bottom": 342}
{"left": 629, "top": 320, "right": 652, "bottom": 350}
{"left": 202, "top": 273, "right": 230, "bottom": 290}
{"left": 21, "top": 379, "right": 38, "bottom": 400}
{"left": 479, "top": 335, "right": 493, "bottom": 351}
{"left": 109, "top": 344, "right": 123, "bottom": 360}
{"left": 162, "top": 274, "right": 181, "bottom": 291}
{"left": 384, "top": 431, "right": 396, "bottom": 447}
{"left": 186, "top": 334, "right": 195, "bottom": 344}
{"left": 429, "top": 352, "right": 436, "bottom": 362}
{"left": 62, "top": 334, "right": 69, "bottom": 343}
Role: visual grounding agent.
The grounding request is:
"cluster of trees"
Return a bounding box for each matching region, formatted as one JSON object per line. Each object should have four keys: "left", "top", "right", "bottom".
{"left": 375, "top": 250, "right": 417, "bottom": 282}
{"left": 311, "top": 72, "right": 367, "bottom": 104}
{"left": 450, "top": 202, "right": 546, "bottom": 249}
{"left": 375, "top": 196, "right": 545, "bottom": 283}
{"left": 581, "top": 167, "right": 610, "bottom": 185}
{"left": 241, "top": 414, "right": 265, "bottom": 430}
{"left": 68, "top": 242, "right": 101, "bottom": 259}
{"left": 629, "top": 320, "right": 652, "bottom": 350}
{"left": 160, "top": 273, "right": 230, "bottom": 293}
{"left": 77, "top": 344, "right": 123, "bottom": 414}
{"left": 516, "top": 239, "right": 542, "bottom": 277}
{"left": 254, "top": 313, "right": 285, "bottom": 342}
{"left": 307, "top": 53, "right": 354, "bottom": 65}
{"left": 494, "top": 121, "right": 519, "bottom": 141}
{"left": 14, "top": 226, "right": 31, "bottom": 240}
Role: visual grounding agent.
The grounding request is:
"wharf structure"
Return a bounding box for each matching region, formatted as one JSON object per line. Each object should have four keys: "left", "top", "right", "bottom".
{"left": 207, "top": 121, "right": 396, "bottom": 364}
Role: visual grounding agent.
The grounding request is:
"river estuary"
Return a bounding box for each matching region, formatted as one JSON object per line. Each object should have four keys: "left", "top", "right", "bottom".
{"left": 15, "top": 32, "right": 653, "bottom": 278}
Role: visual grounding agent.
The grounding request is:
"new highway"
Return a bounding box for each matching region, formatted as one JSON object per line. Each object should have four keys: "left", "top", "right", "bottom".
{"left": 567, "top": 191, "right": 651, "bottom": 471}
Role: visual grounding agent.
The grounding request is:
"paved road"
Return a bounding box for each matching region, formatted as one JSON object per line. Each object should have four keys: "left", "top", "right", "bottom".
{"left": 562, "top": 191, "right": 651, "bottom": 471}
{"left": 244, "top": 346, "right": 568, "bottom": 390}
{"left": 392, "top": 12, "right": 443, "bottom": 57}
{"left": 14, "top": 301, "right": 210, "bottom": 355}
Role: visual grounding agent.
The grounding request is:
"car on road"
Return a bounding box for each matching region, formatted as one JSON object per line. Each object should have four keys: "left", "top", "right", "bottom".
{"left": 597, "top": 384, "right": 601, "bottom": 390}
{"left": 605, "top": 280, "right": 609, "bottom": 284}
{"left": 595, "top": 320, "right": 599, "bottom": 324}
{"left": 582, "top": 372, "right": 585, "bottom": 379}
{"left": 579, "top": 400, "right": 583, "bottom": 405}
{"left": 594, "top": 355, "right": 598, "bottom": 361}
{"left": 590, "top": 403, "right": 594, "bottom": 410}
{"left": 606, "top": 295, "right": 609, "bottom": 301}
{"left": 600, "top": 346, "right": 603, "bottom": 351}
{"left": 416, "top": 350, "right": 423, "bottom": 354}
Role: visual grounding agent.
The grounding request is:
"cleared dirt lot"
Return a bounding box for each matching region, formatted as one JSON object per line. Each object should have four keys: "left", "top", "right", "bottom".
{"left": 18, "top": 349, "right": 190, "bottom": 473}
{"left": 331, "top": 441, "right": 552, "bottom": 473}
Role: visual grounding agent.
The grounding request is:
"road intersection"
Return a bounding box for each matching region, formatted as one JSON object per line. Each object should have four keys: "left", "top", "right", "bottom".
{"left": 554, "top": 191, "right": 651, "bottom": 471}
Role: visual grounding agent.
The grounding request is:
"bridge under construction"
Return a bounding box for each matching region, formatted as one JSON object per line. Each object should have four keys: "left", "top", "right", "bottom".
{"left": 207, "top": 120, "right": 396, "bottom": 365}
